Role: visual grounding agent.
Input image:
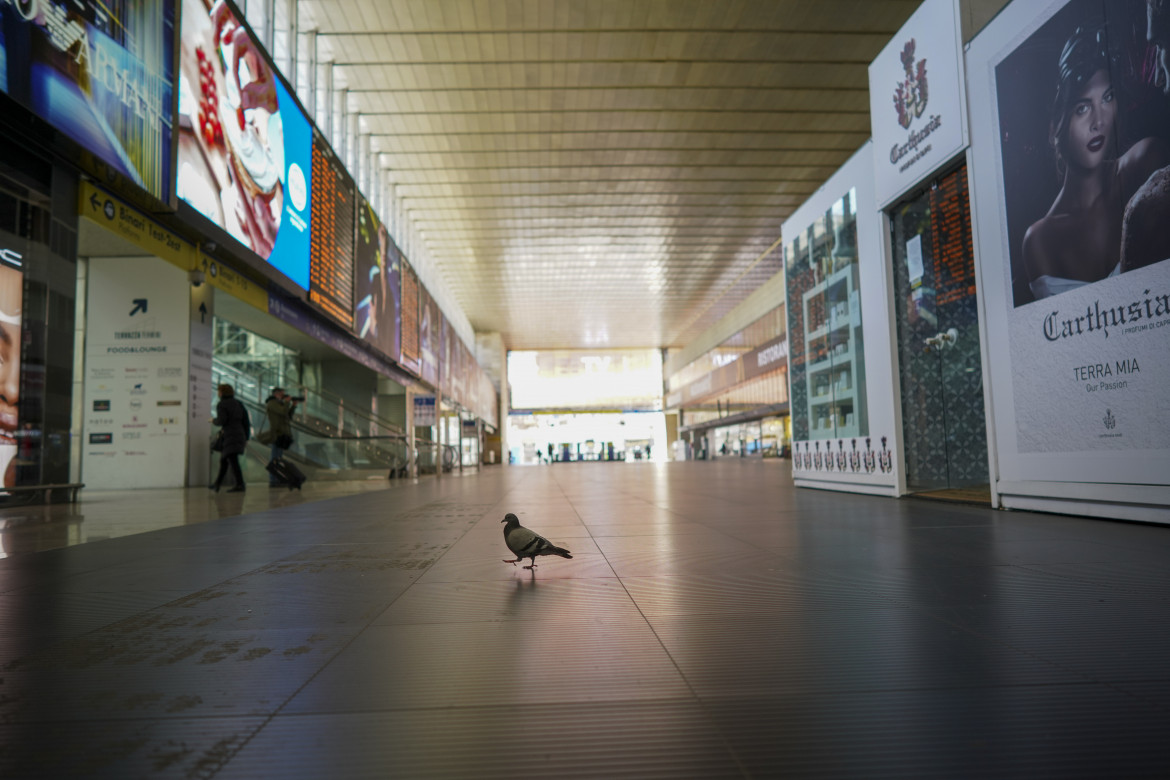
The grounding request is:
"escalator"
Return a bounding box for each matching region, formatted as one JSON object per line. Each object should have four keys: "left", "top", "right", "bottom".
{"left": 211, "top": 360, "right": 457, "bottom": 484}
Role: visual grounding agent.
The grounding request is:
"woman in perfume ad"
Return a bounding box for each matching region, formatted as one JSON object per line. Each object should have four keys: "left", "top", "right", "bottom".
{"left": 997, "top": 0, "right": 1170, "bottom": 306}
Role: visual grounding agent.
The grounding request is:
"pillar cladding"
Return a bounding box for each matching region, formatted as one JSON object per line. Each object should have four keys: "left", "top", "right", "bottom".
{"left": 82, "top": 257, "right": 192, "bottom": 489}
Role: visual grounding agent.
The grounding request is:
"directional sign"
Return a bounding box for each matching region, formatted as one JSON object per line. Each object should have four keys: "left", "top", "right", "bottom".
{"left": 78, "top": 182, "right": 195, "bottom": 271}
{"left": 130, "top": 298, "right": 148, "bottom": 316}
{"left": 198, "top": 254, "right": 267, "bottom": 311}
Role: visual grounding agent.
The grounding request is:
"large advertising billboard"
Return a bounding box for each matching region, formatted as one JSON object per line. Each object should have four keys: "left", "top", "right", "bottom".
{"left": 0, "top": 257, "right": 22, "bottom": 488}
{"left": 0, "top": 1, "right": 176, "bottom": 202}
{"left": 175, "top": 0, "right": 311, "bottom": 290}
{"left": 354, "top": 195, "right": 400, "bottom": 363}
{"left": 968, "top": 0, "right": 1170, "bottom": 485}
{"left": 419, "top": 282, "right": 440, "bottom": 388}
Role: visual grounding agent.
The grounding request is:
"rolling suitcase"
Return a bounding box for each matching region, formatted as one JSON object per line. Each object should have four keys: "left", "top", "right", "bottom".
{"left": 266, "top": 457, "right": 306, "bottom": 490}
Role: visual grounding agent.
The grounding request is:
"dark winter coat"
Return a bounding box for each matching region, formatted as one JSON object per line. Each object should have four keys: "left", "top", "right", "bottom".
{"left": 213, "top": 397, "right": 251, "bottom": 455}
{"left": 265, "top": 396, "right": 293, "bottom": 438}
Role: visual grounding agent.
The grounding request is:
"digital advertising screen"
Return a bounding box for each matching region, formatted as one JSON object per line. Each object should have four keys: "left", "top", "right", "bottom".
{"left": 0, "top": 257, "right": 22, "bottom": 489}
{"left": 419, "top": 283, "right": 440, "bottom": 388}
{"left": 309, "top": 133, "right": 354, "bottom": 328}
{"left": 440, "top": 314, "right": 454, "bottom": 399}
{"left": 0, "top": 1, "right": 176, "bottom": 202}
{"left": 354, "top": 195, "right": 400, "bottom": 362}
{"left": 175, "top": 0, "right": 311, "bottom": 290}
{"left": 399, "top": 258, "right": 420, "bottom": 376}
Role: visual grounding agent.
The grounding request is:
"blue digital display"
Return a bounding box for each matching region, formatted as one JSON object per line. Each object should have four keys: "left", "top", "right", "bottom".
{"left": 175, "top": 0, "right": 311, "bottom": 290}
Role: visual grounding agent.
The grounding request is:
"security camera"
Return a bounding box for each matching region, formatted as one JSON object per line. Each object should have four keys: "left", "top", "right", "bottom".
{"left": 203, "top": 241, "right": 217, "bottom": 254}
{"left": 188, "top": 269, "right": 206, "bottom": 287}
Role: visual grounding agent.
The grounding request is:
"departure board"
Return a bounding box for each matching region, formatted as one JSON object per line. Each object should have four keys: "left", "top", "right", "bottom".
{"left": 400, "top": 258, "right": 420, "bottom": 375}
{"left": 929, "top": 166, "right": 975, "bottom": 307}
{"left": 309, "top": 136, "right": 355, "bottom": 328}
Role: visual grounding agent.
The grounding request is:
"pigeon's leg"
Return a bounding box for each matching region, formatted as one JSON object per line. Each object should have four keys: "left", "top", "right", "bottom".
{"left": 522, "top": 556, "right": 538, "bottom": 570}
{"left": 503, "top": 557, "right": 522, "bottom": 565}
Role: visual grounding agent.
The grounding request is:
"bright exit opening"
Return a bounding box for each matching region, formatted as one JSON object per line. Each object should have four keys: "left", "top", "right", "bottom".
{"left": 506, "top": 350, "right": 668, "bottom": 465}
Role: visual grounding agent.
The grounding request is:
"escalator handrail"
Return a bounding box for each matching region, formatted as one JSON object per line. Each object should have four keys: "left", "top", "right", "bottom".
{"left": 252, "top": 367, "right": 406, "bottom": 436}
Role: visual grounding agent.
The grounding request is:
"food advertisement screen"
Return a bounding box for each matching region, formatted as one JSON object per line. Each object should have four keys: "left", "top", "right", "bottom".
{"left": 354, "top": 195, "right": 400, "bottom": 362}
{"left": 175, "top": 0, "right": 311, "bottom": 290}
{"left": 0, "top": 1, "right": 176, "bottom": 202}
{"left": 309, "top": 134, "right": 354, "bottom": 328}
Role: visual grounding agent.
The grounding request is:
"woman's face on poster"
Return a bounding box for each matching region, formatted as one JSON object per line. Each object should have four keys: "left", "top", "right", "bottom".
{"left": 1063, "top": 69, "right": 1115, "bottom": 170}
{"left": 0, "top": 265, "right": 21, "bottom": 446}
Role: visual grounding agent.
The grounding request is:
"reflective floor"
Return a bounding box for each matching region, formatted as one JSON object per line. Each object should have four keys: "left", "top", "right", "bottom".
{"left": 2, "top": 460, "right": 1169, "bottom": 778}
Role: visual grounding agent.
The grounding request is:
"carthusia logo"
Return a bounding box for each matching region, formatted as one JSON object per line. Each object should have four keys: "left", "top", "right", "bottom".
{"left": 893, "top": 39, "right": 928, "bottom": 129}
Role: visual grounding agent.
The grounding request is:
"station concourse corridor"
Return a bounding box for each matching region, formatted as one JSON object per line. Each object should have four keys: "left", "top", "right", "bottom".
{"left": 3, "top": 460, "right": 1169, "bottom": 778}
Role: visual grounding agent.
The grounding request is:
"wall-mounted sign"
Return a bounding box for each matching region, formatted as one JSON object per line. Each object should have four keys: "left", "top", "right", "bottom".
{"left": 79, "top": 183, "right": 195, "bottom": 270}
{"left": 868, "top": 0, "right": 966, "bottom": 207}
{"left": 0, "top": 1, "right": 177, "bottom": 202}
{"left": 413, "top": 396, "right": 436, "bottom": 428}
{"left": 197, "top": 254, "right": 267, "bottom": 311}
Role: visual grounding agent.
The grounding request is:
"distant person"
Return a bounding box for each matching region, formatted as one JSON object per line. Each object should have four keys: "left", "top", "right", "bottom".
{"left": 261, "top": 387, "right": 297, "bottom": 486}
{"left": 211, "top": 383, "right": 250, "bottom": 493}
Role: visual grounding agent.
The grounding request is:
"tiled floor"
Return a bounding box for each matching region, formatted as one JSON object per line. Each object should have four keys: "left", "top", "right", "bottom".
{"left": 2, "top": 460, "right": 1169, "bottom": 778}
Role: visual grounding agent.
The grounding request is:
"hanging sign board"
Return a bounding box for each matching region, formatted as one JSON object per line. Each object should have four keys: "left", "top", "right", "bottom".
{"left": 413, "top": 396, "right": 436, "bottom": 428}
{"left": 79, "top": 183, "right": 195, "bottom": 271}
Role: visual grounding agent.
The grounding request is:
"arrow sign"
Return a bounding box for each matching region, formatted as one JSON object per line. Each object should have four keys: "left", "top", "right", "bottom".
{"left": 198, "top": 302, "right": 208, "bottom": 323}
{"left": 130, "top": 298, "right": 148, "bottom": 316}
{"left": 89, "top": 192, "right": 100, "bottom": 211}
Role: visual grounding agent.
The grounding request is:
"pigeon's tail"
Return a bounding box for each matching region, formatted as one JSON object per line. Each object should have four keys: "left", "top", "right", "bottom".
{"left": 549, "top": 546, "right": 573, "bottom": 559}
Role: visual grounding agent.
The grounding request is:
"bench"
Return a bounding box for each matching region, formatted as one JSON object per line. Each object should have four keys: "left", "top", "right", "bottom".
{"left": 0, "top": 483, "right": 85, "bottom": 504}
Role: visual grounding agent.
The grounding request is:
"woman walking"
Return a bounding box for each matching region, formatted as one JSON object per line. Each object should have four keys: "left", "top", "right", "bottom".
{"left": 212, "top": 383, "right": 251, "bottom": 492}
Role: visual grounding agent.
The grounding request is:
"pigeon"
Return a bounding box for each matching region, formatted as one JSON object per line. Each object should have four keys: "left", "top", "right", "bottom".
{"left": 501, "top": 513, "right": 573, "bottom": 569}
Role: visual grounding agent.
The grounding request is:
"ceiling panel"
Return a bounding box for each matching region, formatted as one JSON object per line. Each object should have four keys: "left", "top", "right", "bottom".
{"left": 302, "top": 0, "right": 921, "bottom": 349}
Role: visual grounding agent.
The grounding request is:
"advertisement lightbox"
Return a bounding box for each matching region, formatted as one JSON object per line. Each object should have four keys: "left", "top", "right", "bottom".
{"left": 0, "top": 256, "right": 21, "bottom": 489}
{"left": 419, "top": 282, "right": 440, "bottom": 388}
{"left": 0, "top": 1, "right": 177, "bottom": 203}
{"left": 175, "top": 0, "right": 311, "bottom": 290}
{"left": 354, "top": 195, "right": 401, "bottom": 362}
{"left": 967, "top": 0, "right": 1170, "bottom": 494}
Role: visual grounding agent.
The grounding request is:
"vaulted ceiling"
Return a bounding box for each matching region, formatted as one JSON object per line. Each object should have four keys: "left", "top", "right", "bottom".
{"left": 299, "top": 0, "right": 924, "bottom": 350}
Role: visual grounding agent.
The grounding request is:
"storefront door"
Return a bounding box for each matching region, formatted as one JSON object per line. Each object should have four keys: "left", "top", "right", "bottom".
{"left": 889, "top": 165, "right": 989, "bottom": 494}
